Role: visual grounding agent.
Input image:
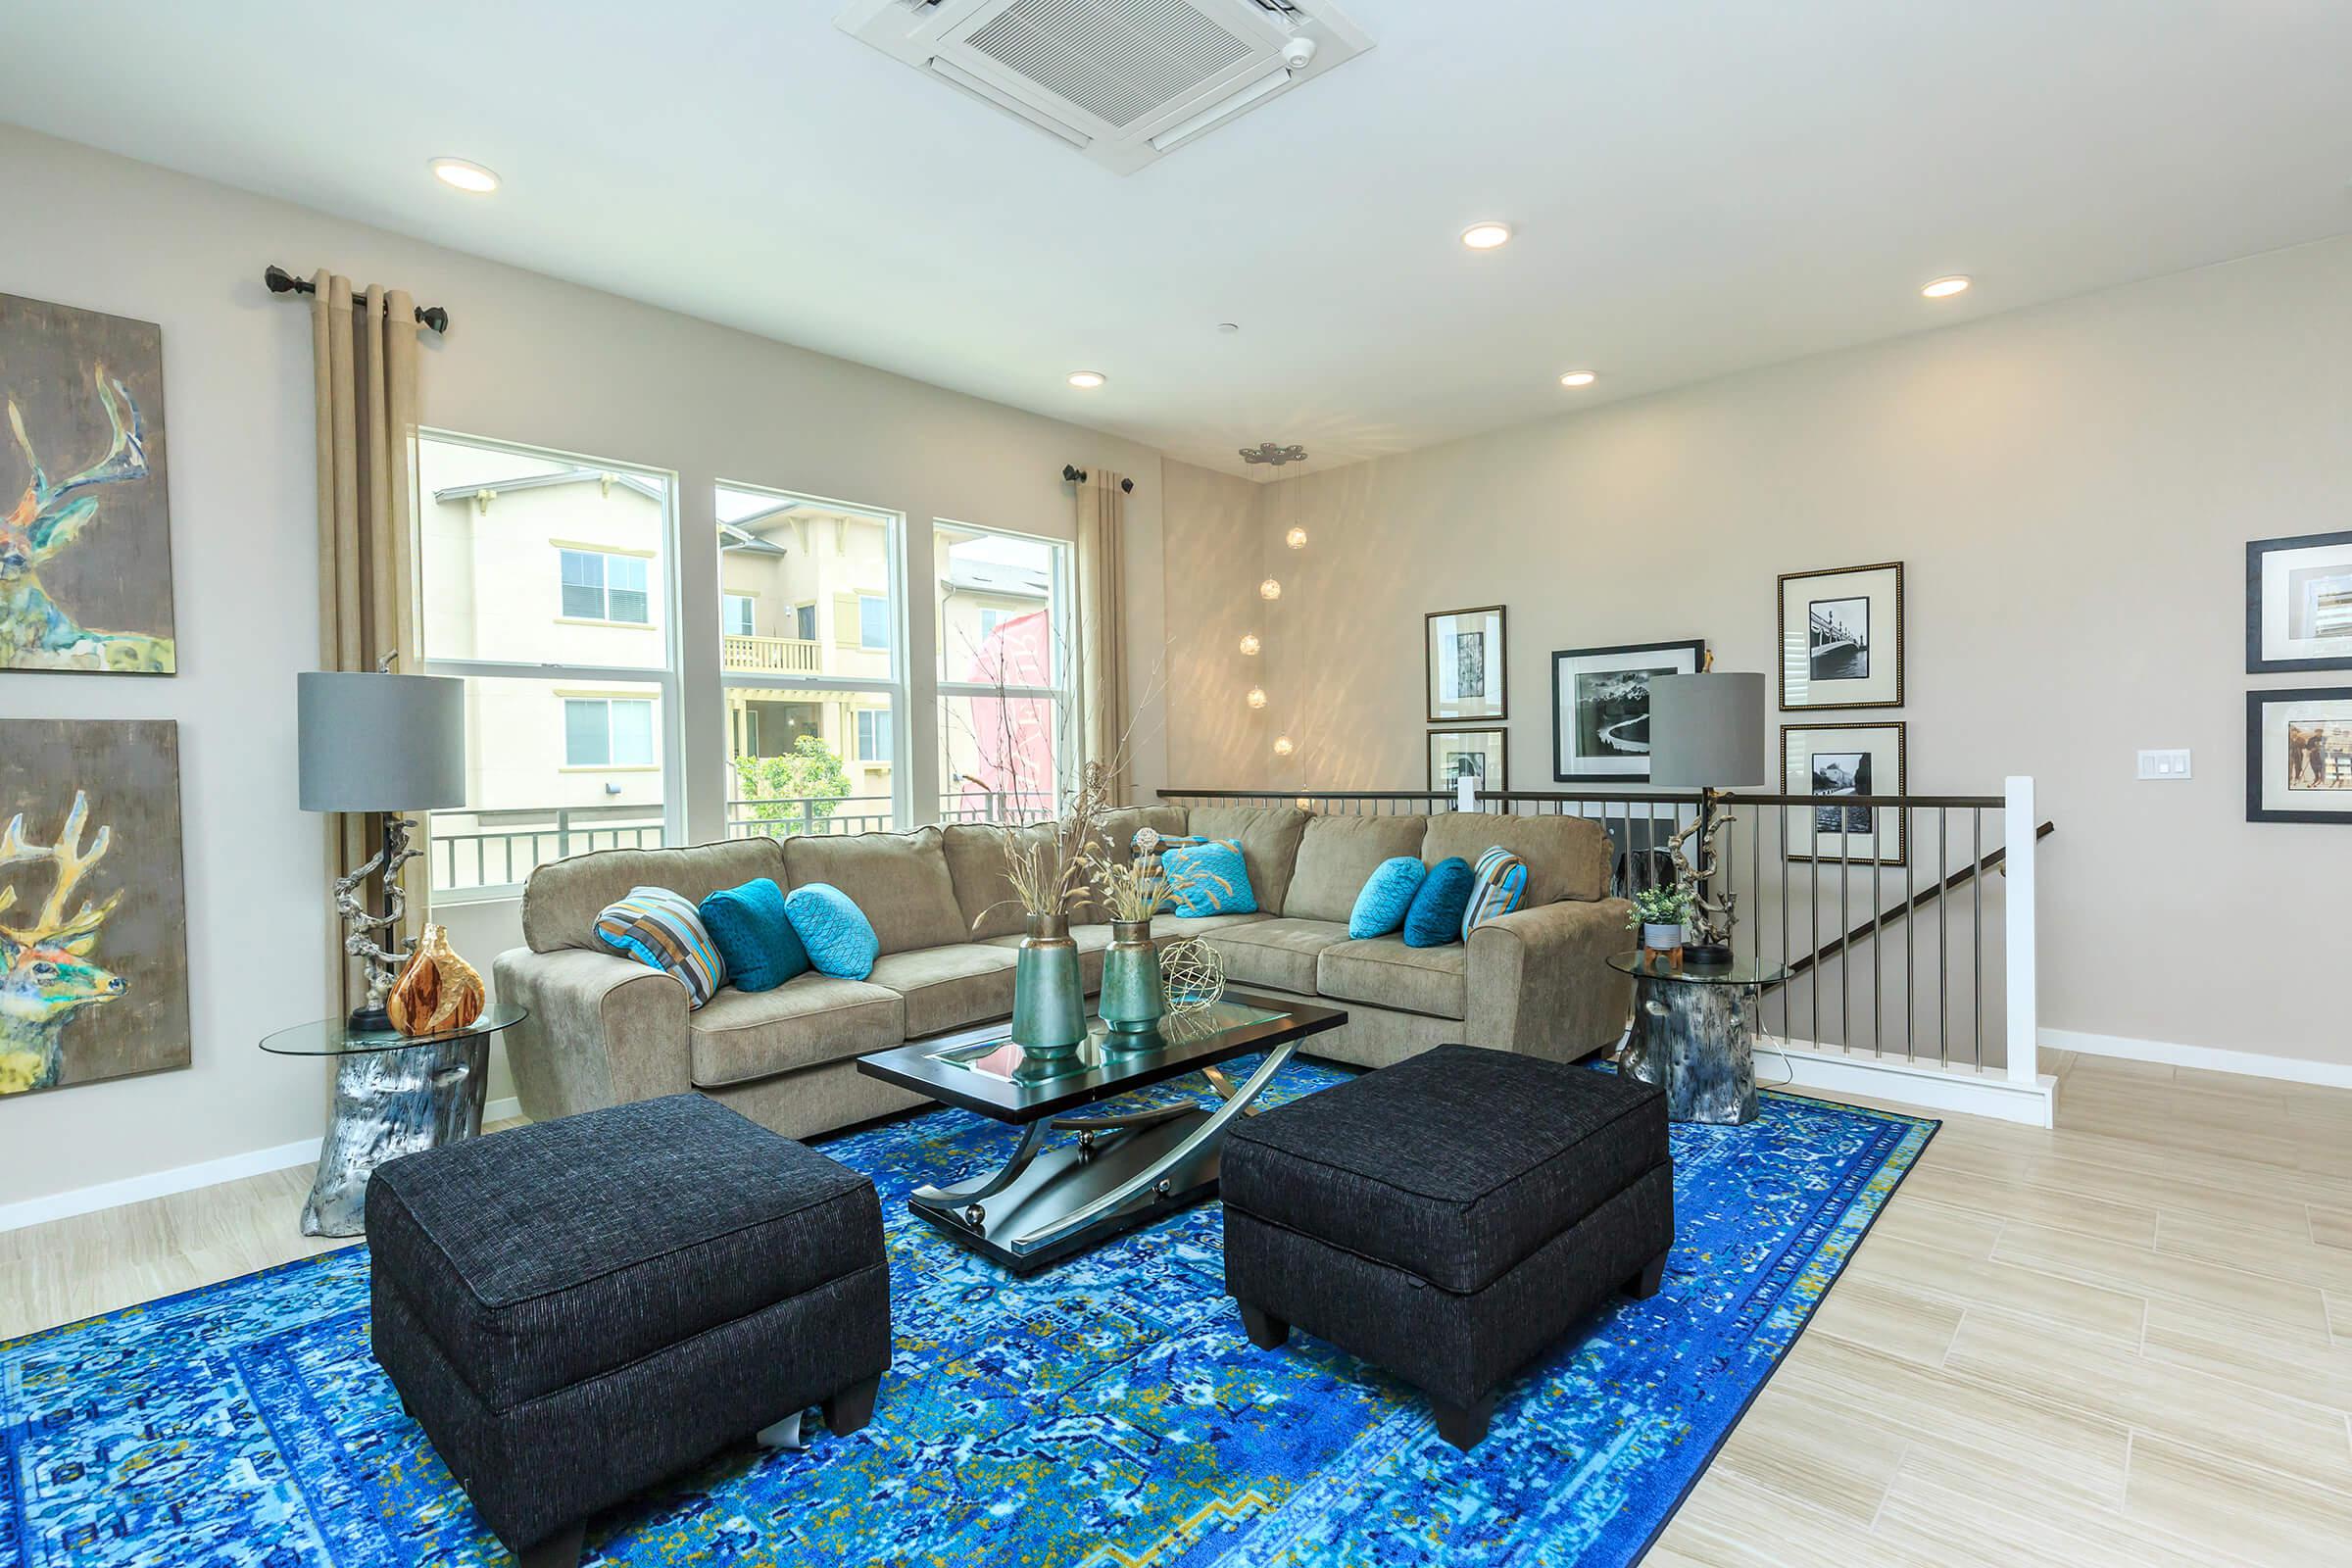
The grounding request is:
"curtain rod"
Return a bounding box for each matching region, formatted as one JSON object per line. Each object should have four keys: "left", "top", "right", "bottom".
{"left": 1061, "top": 464, "right": 1135, "bottom": 493}
{"left": 264, "top": 266, "right": 450, "bottom": 334}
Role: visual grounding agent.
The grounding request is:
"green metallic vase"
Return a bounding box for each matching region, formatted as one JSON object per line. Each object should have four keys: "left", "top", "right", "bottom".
{"left": 1098, "top": 918, "right": 1166, "bottom": 1047}
{"left": 1011, "top": 910, "right": 1088, "bottom": 1055}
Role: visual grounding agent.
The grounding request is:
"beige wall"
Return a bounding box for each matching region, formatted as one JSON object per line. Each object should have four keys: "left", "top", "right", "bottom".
{"left": 1162, "top": 234, "right": 2352, "bottom": 1067}
{"left": 0, "top": 123, "right": 1167, "bottom": 1212}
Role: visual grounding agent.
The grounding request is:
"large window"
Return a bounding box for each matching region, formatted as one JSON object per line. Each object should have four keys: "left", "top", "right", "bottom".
{"left": 718, "top": 483, "right": 905, "bottom": 838}
{"left": 936, "top": 521, "right": 1069, "bottom": 824}
{"left": 419, "top": 433, "right": 680, "bottom": 897}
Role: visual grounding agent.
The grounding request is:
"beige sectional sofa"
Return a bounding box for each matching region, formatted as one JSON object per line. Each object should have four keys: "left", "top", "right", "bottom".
{"left": 494, "top": 804, "right": 1635, "bottom": 1141}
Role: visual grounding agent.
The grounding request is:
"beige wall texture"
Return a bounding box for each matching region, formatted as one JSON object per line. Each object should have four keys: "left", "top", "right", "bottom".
{"left": 1163, "top": 234, "right": 2352, "bottom": 1068}
{"left": 0, "top": 124, "right": 1167, "bottom": 1210}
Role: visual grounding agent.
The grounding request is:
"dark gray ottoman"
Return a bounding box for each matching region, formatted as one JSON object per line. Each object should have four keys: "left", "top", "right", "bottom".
{"left": 366, "top": 1094, "right": 890, "bottom": 1563}
{"left": 1222, "top": 1045, "right": 1673, "bottom": 1451}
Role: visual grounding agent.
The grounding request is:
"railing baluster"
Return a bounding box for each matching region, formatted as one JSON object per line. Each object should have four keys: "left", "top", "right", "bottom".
{"left": 1973, "top": 807, "right": 1984, "bottom": 1072}
{"left": 1904, "top": 805, "right": 1916, "bottom": 1063}
{"left": 1938, "top": 807, "right": 1950, "bottom": 1069}
{"left": 1870, "top": 817, "right": 1883, "bottom": 1056}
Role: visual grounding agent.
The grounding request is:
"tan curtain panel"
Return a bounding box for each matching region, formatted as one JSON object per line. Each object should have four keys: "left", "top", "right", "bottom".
{"left": 1075, "top": 470, "right": 1130, "bottom": 805}
{"left": 312, "top": 273, "right": 424, "bottom": 1010}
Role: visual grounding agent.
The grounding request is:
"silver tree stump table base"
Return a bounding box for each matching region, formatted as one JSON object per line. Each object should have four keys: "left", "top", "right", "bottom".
{"left": 260, "top": 1004, "right": 528, "bottom": 1238}
{"left": 1610, "top": 952, "right": 1785, "bottom": 1126}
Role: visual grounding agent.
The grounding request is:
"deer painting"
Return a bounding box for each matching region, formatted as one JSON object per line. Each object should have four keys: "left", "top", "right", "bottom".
{"left": 0, "top": 792, "right": 126, "bottom": 1095}
{"left": 0, "top": 362, "right": 175, "bottom": 672}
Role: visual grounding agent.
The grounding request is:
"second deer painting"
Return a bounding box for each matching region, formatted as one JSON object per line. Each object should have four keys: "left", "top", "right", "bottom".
{"left": 0, "top": 291, "right": 176, "bottom": 674}
{"left": 0, "top": 718, "right": 189, "bottom": 1097}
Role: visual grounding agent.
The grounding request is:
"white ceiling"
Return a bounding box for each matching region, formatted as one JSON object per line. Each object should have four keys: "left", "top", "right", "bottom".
{"left": 3, "top": 1, "right": 2348, "bottom": 479}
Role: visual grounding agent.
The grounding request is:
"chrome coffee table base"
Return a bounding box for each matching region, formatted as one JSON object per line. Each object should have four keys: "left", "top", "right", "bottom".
{"left": 909, "top": 1041, "right": 1297, "bottom": 1275}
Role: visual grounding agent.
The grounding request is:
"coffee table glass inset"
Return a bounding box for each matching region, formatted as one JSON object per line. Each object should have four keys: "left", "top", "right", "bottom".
{"left": 858, "top": 995, "right": 1346, "bottom": 1274}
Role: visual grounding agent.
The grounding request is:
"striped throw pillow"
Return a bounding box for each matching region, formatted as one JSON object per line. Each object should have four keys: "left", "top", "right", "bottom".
{"left": 1461, "top": 847, "right": 1529, "bottom": 938}
{"left": 595, "top": 886, "right": 725, "bottom": 1007}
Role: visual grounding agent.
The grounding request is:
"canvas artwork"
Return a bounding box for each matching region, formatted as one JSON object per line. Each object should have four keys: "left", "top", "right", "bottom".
{"left": 1780, "top": 563, "right": 1901, "bottom": 710}
{"left": 1426, "top": 605, "right": 1507, "bottom": 722}
{"left": 1783, "top": 720, "right": 1907, "bottom": 863}
{"left": 1427, "top": 727, "right": 1508, "bottom": 793}
{"left": 0, "top": 719, "right": 190, "bottom": 1096}
{"left": 0, "top": 293, "right": 176, "bottom": 674}
{"left": 2247, "top": 529, "right": 2352, "bottom": 673}
{"left": 2246, "top": 688, "right": 2352, "bottom": 823}
{"left": 1550, "top": 640, "right": 1704, "bottom": 781}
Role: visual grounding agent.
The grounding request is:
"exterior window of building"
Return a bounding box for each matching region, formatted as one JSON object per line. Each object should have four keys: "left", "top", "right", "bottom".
{"left": 419, "top": 432, "right": 680, "bottom": 898}
{"left": 723, "top": 593, "right": 757, "bottom": 637}
{"left": 560, "top": 548, "right": 651, "bottom": 623}
{"left": 718, "top": 483, "right": 905, "bottom": 838}
{"left": 935, "top": 520, "right": 1069, "bottom": 824}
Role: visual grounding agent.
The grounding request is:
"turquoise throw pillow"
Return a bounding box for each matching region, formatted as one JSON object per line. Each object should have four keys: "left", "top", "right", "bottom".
{"left": 783, "top": 883, "right": 880, "bottom": 979}
{"left": 1403, "top": 858, "right": 1474, "bottom": 948}
{"left": 1462, "top": 847, "right": 1530, "bottom": 938}
{"left": 1348, "top": 856, "right": 1427, "bottom": 939}
{"left": 698, "top": 878, "right": 808, "bottom": 994}
{"left": 594, "top": 887, "right": 725, "bottom": 1007}
{"left": 1162, "top": 839, "right": 1256, "bottom": 917}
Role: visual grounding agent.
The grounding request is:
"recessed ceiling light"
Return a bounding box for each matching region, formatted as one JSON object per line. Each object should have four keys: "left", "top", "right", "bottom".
{"left": 1067, "top": 369, "right": 1106, "bottom": 389}
{"left": 1217, "top": 322, "right": 1241, "bottom": 334}
{"left": 1461, "top": 221, "right": 1514, "bottom": 251}
{"left": 1559, "top": 370, "right": 1598, "bottom": 388}
{"left": 1921, "top": 275, "right": 1972, "bottom": 299}
{"left": 430, "top": 158, "right": 500, "bottom": 194}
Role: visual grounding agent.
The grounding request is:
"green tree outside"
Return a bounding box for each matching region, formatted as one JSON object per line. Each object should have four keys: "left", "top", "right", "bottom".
{"left": 731, "top": 734, "right": 851, "bottom": 833}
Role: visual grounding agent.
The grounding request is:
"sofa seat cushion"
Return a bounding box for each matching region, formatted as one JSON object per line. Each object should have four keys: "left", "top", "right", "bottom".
{"left": 867, "top": 943, "right": 1022, "bottom": 1038}
{"left": 782, "top": 826, "right": 969, "bottom": 956}
{"left": 688, "top": 972, "right": 906, "bottom": 1088}
{"left": 1221, "top": 1045, "right": 1669, "bottom": 1294}
{"left": 1315, "top": 935, "right": 1468, "bottom": 1020}
{"left": 364, "top": 1094, "right": 883, "bottom": 1412}
{"left": 1198, "top": 917, "right": 1354, "bottom": 995}
{"left": 979, "top": 923, "right": 1113, "bottom": 995}
{"left": 1152, "top": 911, "right": 1273, "bottom": 945}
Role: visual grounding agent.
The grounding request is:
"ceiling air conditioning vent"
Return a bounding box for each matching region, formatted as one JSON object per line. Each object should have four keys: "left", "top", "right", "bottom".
{"left": 838, "top": 0, "right": 1372, "bottom": 174}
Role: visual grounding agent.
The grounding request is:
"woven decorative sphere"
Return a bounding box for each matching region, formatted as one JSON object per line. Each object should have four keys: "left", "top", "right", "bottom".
{"left": 1159, "top": 938, "right": 1225, "bottom": 1015}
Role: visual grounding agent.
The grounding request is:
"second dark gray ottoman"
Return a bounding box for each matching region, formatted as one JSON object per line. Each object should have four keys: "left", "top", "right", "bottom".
{"left": 1223, "top": 1045, "right": 1673, "bottom": 1450}
{"left": 367, "top": 1094, "right": 890, "bottom": 1563}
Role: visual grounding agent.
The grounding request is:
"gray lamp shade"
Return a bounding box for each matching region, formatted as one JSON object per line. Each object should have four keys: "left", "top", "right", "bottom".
{"left": 1648, "top": 672, "right": 1768, "bottom": 788}
{"left": 298, "top": 671, "right": 467, "bottom": 812}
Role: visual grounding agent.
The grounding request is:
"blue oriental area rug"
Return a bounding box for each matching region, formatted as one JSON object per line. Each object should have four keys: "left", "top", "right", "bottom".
{"left": 0, "top": 1060, "right": 1933, "bottom": 1568}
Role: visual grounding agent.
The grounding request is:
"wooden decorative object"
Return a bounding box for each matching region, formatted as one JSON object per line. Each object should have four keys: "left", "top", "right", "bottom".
{"left": 387, "top": 922, "right": 486, "bottom": 1036}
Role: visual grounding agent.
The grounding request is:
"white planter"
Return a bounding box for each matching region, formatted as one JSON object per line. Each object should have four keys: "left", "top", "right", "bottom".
{"left": 1642, "top": 922, "right": 1685, "bottom": 953}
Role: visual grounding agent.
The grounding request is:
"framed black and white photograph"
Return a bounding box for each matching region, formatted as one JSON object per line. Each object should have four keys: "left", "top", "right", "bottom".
{"left": 2247, "top": 530, "right": 2352, "bottom": 673}
{"left": 2246, "top": 688, "right": 2352, "bottom": 823}
{"left": 1426, "top": 605, "right": 1507, "bottom": 722}
{"left": 1428, "top": 727, "right": 1509, "bottom": 794}
{"left": 1549, "top": 639, "right": 1705, "bottom": 781}
{"left": 1782, "top": 720, "right": 1907, "bottom": 862}
{"left": 1780, "top": 562, "right": 1904, "bottom": 710}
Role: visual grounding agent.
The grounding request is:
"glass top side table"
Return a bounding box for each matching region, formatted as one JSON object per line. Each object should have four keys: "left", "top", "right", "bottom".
{"left": 1607, "top": 952, "right": 1784, "bottom": 1125}
{"left": 262, "top": 1004, "right": 528, "bottom": 1238}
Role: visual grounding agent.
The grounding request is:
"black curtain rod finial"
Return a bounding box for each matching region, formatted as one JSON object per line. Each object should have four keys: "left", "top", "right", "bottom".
{"left": 1060, "top": 463, "right": 1136, "bottom": 495}
{"left": 265, "top": 264, "right": 449, "bottom": 334}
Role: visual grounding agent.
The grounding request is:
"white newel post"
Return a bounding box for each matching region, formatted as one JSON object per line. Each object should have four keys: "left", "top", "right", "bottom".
{"left": 2004, "top": 775, "right": 2038, "bottom": 1085}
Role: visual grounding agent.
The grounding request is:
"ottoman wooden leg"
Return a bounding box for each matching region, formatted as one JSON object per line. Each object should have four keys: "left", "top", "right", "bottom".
{"left": 822, "top": 1373, "right": 880, "bottom": 1437}
{"left": 1626, "top": 1249, "right": 1668, "bottom": 1300}
{"left": 1238, "top": 1300, "right": 1290, "bottom": 1350}
{"left": 1432, "top": 1394, "right": 1497, "bottom": 1453}
{"left": 514, "top": 1522, "right": 584, "bottom": 1568}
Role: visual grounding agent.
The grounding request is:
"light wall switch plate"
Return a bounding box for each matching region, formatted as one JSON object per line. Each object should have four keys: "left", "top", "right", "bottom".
{"left": 2137, "top": 748, "right": 2192, "bottom": 780}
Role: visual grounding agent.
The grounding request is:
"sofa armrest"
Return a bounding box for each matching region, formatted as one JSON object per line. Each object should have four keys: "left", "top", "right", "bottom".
{"left": 491, "top": 946, "right": 693, "bottom": 1122}
{"left": 1465, "top": 898, "right": 1635, "bottom": 1062}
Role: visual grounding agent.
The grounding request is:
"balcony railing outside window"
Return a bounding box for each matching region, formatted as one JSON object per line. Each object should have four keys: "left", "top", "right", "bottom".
{"left": 722, "top": 634, "right": 822, "bottom": 676}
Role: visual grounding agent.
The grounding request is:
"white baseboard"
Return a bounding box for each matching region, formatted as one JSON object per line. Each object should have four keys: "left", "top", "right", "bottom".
{"left": 1760, "top": 1035, "right": 2057, "bottom": 1128}
{"left": 0, "top": 1095, "right": 524, "bottom": 1236}
{"left": 2042, "top": 1028, "right": 2352, "bottom": 1090}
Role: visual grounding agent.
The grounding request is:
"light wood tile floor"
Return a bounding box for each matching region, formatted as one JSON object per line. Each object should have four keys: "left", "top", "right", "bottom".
{"left": 6, "top": 1061, "right": 2351, "bottom": 1563}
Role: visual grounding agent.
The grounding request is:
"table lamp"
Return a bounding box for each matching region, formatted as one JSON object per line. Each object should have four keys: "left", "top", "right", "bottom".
{"left": 1648, "top": 666, "right": 1766, "bottom": 966}
{"left": 299, "top": 669, "right": 466, "bottom": 1030}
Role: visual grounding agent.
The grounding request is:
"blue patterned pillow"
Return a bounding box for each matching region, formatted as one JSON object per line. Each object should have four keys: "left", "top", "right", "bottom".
{"left": 1348, "top": 856, "right": 1428, "bottom": 939}
{"left": 782, "top": 882, "right": 880, "bottom": 980}
{"left": 1162, "top": 839, "right": 1256, "bottom": 917}
{"left": 698, "top": 878, "right": 809, "bottom": 994}
{"left": 1462, "top": 847, "right": 1530, "bottom": 938}
{"left": 594, "top": 887, "right": 725, "bottom": 1007}
{"left": 1402, "top": 858, "right": 1474, "bottom": 948}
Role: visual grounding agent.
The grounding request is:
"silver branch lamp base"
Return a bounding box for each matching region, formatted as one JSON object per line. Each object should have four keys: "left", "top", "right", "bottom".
{"left": 334, "top": 811, "right": 421, "bottom": 1032}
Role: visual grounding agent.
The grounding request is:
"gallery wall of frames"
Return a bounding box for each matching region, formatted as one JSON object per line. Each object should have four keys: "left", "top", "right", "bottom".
{"left": 2245, "top": 528, "right": 2352, "bottom": 824}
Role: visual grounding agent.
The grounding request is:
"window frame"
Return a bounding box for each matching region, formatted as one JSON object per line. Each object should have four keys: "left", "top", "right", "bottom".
{"left": 562, "top": 695, "right": 659, "bottom": 770}
{"left": 857, "top": 593, "right": 891, "bottom": 652}
{"left": 557, "top": 545, "right": 655, "bottom": 626}
{"left": 422, "top": 428, "right": 685, "bottom": 905}
{"left": 722, "top": 592, "right": 758, "bottom": 638}
{"left": 934, "top": 519, "right": 1073, "bottom": 823}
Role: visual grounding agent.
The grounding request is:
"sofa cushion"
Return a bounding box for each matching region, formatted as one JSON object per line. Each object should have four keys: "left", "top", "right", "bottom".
{"left": 594, "top": 888, "right": 725, "bottom": 1007}
{"left": 866, "top": 943, "right": 1021, "bottom": 1038}
{"left": 1153, "top": 911, "right": 1274, "bottom": 946}
{"left": 1403, "top": 858, "right": 1474, "bottom": 948}
{"left": 697, "top": 878, "right": 809, "bottom": 993}
{"left": 364, "top": 1094, "right": 882, "bottom": 1411}
{"left": 1186, "top": 806, "right": 1309, "bottom": 916}
{"left": 1199, "top": 916, "right": 1354, "bottom": 995}
{"left": 784, "top": 825, "right": 969, "bottom": 955}
{"left": 939, "top": 822, "right": 1054, "bottom": 941}
{"left": 525, "top": 839, "right": 783, "bottom": 955}
{"left": 1163, "top": 839, "right": 1256, "bottom": 916}
{"left": 1348, "top": 856, "right": 1427, "bottom": 940}
{"left": 688, "top": 972, "right": 906, "bottom": 1088}
{"left": 1221, "top": 1045, "right": 1670, "bottom": 1294}
{"left": 783, "top": 883, "right": 881, "bottom": 980}
{"left": 1421, "top": 814, "right": 1611, "bottom": 906}
{"left": 1286, "top": 815, "right": 1432, "bottom": 923}
{"left": 980, "top": 923, "right": 1114, "bottom": 994}
{"left": 1316, "top": 935, "right": 1468, "bottom": 1020}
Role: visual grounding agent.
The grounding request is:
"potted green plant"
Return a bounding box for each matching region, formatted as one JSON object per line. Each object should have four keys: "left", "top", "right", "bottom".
{"left": 1627, "top": 885, "right": 1694, "bottom": 956}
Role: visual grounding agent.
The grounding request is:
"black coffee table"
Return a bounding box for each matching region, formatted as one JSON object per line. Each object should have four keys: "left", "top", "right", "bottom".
{"left": 857, "top": 994, "right": 1346, "bottom": 1274}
